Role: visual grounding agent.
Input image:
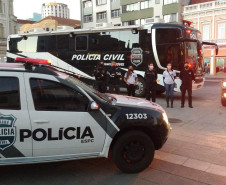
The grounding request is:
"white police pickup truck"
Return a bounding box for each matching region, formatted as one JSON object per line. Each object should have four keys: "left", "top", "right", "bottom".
{"left": 0, "top": 58, "right": 170, "bottom": 173}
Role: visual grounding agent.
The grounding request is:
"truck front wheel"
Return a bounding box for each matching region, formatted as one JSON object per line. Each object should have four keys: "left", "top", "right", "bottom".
{"left": 112, "top": 131, "right": 155, "bottom": 173}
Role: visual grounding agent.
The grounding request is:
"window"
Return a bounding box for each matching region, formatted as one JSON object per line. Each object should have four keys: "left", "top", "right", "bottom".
{"left": 0, "top": 0, "right": 2, "bottom": 13}
{"left": 217, "top": 23, "right": 225, "bottom": 39}
{"left": 164, "top": 0, "right": 177, "bottom": 5}
{"left": 141, "top": 0, "right": 152, "bottom": 9}
{"left": 0, "top": 77, "right": 20, "bottom": 110}
{"left": 202, "top": 25, "right": 210, "bottom": 40}
{"left": 76, "top": 35, "right": 88, "bottom": 51}
{"left": 83, "top": 0, "right": 92, "bottom": 8}
{"left": 155, "top": 0, "right": 160, "bottom": 4}
{"left": 30, "top": 79, "right": 89, "bottom": 112}
{"left": 111, "top": 9, "right": 120, "bottom": 18}
{"left": 84, "top": 14, "right": 93, "bottom": 23}
{"left": 163, "top": 14, "right": 177, "bottom": 23}
{"left": 96, "top": 0, "right": 106, "bottom": 6}
{"left": 97, "top": 11, "right": 107, "bottom": 21}
{"left": 123, "top": 20, "right": 139, "bottom": 26}
{"left": 0, "top": 23, "right": 4, "bottom": 38}
{"left": 122, "top": 3, "right": 139, "bottom": 13}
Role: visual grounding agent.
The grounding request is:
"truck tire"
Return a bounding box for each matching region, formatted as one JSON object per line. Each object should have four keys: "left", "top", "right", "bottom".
{"left": 135, "top": 77, "right": 146, "bottom": 97}
{"left": 112, "top": 131, "right": 155, "bottom": 173}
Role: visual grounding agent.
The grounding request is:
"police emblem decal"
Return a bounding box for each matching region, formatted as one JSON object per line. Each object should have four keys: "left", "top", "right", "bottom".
{"left": 0, "top": 114, "right": 17, "bottom": 150}
{"left": 131, "top": 48, "right": 143, "bottom": 67}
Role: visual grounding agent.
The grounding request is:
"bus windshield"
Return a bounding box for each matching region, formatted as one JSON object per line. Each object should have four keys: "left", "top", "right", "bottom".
{"left": 185, "top": 42, "right": 198, "bottom": 65}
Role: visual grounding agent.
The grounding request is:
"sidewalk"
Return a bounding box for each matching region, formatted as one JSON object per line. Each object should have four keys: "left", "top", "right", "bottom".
{"left": 205, "top": 73, "right": 226, "bottom": 81}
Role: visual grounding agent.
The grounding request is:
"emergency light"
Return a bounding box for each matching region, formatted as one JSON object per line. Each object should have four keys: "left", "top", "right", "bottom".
{"left": 15, "top": 57, "right": 51, "bottom": 65}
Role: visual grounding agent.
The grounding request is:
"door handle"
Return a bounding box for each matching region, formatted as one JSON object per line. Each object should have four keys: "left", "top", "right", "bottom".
{"left": 33, "top": 120, "right": 49, "bottom": 124}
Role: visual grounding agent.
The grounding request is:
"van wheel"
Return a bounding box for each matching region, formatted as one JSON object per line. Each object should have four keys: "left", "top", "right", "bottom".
{"left": 112, "top": 131, "right": 155, "bottom": 173}
{"left": 135, "top": 77, "right": 146, "bottom": 97}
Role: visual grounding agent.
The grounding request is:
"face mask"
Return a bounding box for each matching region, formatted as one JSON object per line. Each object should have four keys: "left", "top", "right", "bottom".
{"left": 149, "top": 65, "right": 154, "bottom": 70}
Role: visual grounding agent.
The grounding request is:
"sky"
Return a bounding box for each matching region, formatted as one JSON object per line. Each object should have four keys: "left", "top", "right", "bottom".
{"left": 14, "top": 0, "right": 81, "bottom": 20}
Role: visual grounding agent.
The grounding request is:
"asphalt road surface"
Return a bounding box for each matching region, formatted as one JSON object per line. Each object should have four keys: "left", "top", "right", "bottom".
{"left": 1, "top": 80, "right": 226, "bottom": 185}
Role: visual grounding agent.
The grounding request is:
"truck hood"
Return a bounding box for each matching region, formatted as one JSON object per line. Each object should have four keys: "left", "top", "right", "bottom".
{"left": 107, "top": 94, "right": 165, "bottom": 113}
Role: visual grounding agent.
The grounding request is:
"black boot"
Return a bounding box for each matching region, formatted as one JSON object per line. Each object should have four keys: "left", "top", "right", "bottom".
{"left": 166, "top": 97, "right": 169, "bottom": 108}
{"left": 171, "top": 98, "right": 174, "bottom": 108}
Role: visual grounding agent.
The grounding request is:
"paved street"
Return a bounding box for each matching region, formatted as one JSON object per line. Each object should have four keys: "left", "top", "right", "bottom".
{"left": 0, "top": 80, "right": 226, "bottom": 185}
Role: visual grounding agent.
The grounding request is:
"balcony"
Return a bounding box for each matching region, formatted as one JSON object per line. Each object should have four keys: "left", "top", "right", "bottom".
{"left": 162, "top": 3, "right": 179, "bottom": 15}
{"left": 121, "top": 8, "right": 153, "bottom": 22}
{"left": 184, "top": 0, "right": 226, "bottom": 13}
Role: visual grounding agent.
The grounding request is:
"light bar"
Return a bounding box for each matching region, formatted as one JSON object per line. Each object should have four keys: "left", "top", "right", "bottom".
{"left": 15, "top": 57, "right": 51, "bottom": 65}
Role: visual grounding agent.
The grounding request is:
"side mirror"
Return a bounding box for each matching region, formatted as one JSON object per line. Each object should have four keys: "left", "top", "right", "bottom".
{"left": 89, "top": 101, "right": 99, "bottom": 111}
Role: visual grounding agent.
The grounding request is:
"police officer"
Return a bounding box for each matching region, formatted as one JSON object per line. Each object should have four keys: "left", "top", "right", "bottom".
{"left": 107, "top": 61, "right": 122, "bottom": 94}
{"left": 180, "top": 62, "right": 195, "bottom": 108}
{"left": 144, "top": 62, "right": 157, "bottom": 102}
{"left": 94, "top": 61, "right": 107, "bottom": 93}
{"left": 124, "top": 66, "right": 138, "bottom": 97}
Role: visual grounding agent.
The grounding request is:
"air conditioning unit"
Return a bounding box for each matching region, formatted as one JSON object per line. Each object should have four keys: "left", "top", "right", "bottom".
{"left": 57, "top": 26, "right": 74, "bottom": 30}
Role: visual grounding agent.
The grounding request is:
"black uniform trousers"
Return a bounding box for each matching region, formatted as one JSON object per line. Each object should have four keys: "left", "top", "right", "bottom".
{"left": 127, "top": 84, "right": 136, "bottom": 97}
{"left": 146, "top": 84, "right": 156, "bottom": 102}
{"left": 181, "top": 85, "right": 192, "bottom": 106}
{"left": 96, "top": 80, "right": 107, "bottom": 93}
{"left": 109, "top": 84, "right": 120, "bottom": 94}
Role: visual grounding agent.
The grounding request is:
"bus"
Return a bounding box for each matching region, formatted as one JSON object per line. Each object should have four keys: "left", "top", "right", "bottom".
{"left": 7, "top": 22, "right": 218, "bottom": 97}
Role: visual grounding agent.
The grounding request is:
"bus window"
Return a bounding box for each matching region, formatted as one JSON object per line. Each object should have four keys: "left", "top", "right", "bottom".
{"left": 155, "top": 28, "right": 183, "bottom": 70}
{"left": 37, "top": 36, "right": 56, "bottom": 52}
{"left": 118, "top": 30, "right": 139, "bottom": 50}
{"left": 156, "top": 28, "right": 181, "bottom": 44}
{"left": 75, "top": 35, "right": 88, "bottom": 51}
{"left": 57, "top": 35, "right": 69, "bottom": 50}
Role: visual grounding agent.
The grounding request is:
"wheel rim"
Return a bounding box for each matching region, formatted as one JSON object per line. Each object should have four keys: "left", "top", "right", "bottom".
{"left": 135, "top": 81, "right": 144, "bottom": 96}
{"left": 122, "top": 141, "right": 145, "bottom": 164}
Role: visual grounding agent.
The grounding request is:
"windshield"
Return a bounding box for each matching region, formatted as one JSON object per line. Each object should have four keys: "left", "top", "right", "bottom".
{"left": 185, "top": 42, "right": 204, "bottom": 74}
{"left": 185, "top": 42, "right": 198, "bottom": 66}
{"left": 65, "top": 76, "right": 112, "bottom": 104}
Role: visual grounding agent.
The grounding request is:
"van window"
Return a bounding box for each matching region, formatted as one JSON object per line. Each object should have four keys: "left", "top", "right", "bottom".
{"left": 30, "top": 79, "right": 89, "bottom": 112}
{"left": 0, "top": 77, "right": 20, "bottom": 110}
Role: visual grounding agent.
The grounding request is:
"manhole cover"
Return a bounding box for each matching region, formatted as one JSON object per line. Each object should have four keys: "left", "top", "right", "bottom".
{"left": 168, "top": 118, "right": 183, "bottom": 123}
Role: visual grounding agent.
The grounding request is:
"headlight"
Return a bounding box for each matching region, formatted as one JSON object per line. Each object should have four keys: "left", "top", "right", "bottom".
{"left": 222, "top": 81, "right": 226, "bottom": 88}
{"left": 224, "top": 93, "right": 226, "bottom": 98}
{"left": 162, "top": 112, "right": 169, "bottom": 125}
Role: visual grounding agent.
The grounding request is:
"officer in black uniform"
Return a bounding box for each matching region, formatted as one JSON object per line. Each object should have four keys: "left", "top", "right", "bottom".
{"left": 180, "top": 62, "right": 195, "bottom": 108}
{"left": 107, "top": 61, "right": 122, "bottom": 94}
{"left": 94, "top": 61, "right": 107, "bottom": 93}
{"left": 144, "top": 62, "right": 158, "bottom": 102}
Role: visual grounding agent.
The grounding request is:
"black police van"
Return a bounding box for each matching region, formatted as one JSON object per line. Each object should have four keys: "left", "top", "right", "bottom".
{"left": 0, "top": 57, "right": 170, "bottom": 173}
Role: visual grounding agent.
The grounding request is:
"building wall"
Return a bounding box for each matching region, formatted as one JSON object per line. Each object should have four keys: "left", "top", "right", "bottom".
{"left": 183, "top": 0, "right": 226, "bottom": 75}
{"left": 0, "top": 0, "right": 17, "bottom": 61}
{"left": 81, "top": 0, "right": 190, "bottom": 28}
{"left": 42, "top": 2, "right": 70, "bottom": 19}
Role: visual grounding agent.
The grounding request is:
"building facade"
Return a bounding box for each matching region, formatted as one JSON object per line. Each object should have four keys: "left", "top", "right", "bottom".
{"left": 42, "top": 2, "right": 70, "bottom": 19}
{"left": 19, "top": 16, "right": 80, "bottom": 34}
{"left": 183, "top": 0, "right": 226, "bottom": 75}
{"left": 81, "top": 0, "right": 190, "bottom": 28}
{"left": 0, "top": 0, "right": 17, "bottom": 61}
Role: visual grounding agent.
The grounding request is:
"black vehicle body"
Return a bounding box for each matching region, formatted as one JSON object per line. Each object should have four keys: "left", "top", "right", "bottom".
{"left": 7, "top": 23, "right": 216, "bottom": 96}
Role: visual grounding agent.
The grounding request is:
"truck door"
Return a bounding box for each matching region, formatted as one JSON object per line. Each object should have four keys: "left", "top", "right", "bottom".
{"left": 0, "top": 72, "right": 32, "bottom": 160}
{"left": 24, "top": 73, "right": 106, "bottom": 157}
